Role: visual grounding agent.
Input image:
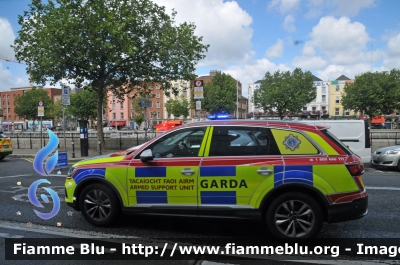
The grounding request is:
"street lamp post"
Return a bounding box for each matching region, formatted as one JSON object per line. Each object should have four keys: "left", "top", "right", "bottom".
{"left": 236, "top": 79, "right": 239, "bottom": 119}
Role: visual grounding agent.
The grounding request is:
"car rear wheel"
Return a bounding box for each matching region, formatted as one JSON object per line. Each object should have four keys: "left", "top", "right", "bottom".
{"left": 397, "top": 160, "right": 400, "bottom": 171}
{"left": 0, "top": 156, "right": 5, "bottom": 161}
{"left": 79, "top": 183, "right": 120, "bottom": 226}
{"left": 266, "top": 192, "right": 323, "bottom": 238}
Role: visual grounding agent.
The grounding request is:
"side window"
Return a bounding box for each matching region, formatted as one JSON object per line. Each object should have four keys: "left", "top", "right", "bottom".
{"left": 209, "top": 126, "right": 280, "bottom": 156}
{"left": 270, "top": 129, "right": 319, "bottom": 155}
{"left": 137, "top": 127, "right": 206, "bottom": 159}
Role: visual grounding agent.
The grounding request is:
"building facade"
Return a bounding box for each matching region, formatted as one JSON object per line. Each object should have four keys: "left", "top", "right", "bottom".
{"left": 163, "top": 80, "right": 191, "bottom": 120}
{"left": 304, "top": 76, "right": 330, "bottom": 117}
{"left": 0, "top": 86, "right": 62, "bottom": 130}
{"left": 328, "top": 75, "right": 356, "bottom": 118}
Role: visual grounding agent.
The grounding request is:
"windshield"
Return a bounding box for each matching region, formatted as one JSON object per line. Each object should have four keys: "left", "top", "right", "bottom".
{"left": 0, "top": 133, "right": 8, "bottom": 138}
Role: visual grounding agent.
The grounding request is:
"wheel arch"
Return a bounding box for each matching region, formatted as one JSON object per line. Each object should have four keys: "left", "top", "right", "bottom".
{"left": 260, "top": 184, "right": 330, "bottom": 222}
{"left": 73, "top": 177, "right": 124, "bottom": 211}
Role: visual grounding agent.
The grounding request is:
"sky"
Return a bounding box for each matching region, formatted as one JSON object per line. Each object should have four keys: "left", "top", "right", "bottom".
{"left": 1, "top": 0, "right": 400, "bottom": 97}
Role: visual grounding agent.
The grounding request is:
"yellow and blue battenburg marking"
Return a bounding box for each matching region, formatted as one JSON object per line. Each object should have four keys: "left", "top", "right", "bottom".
{"left": 74, "top": 168, "right": 106, "bottom": 184}
{"left": 136, "top": 167, "right": 166, "bottom": 177}
{"left": 134, "top": 167, "right": 167, "bottom": 203}
{"left": 199, "top": 166, "right": 237, "bottom": 205}
{"left": 274, "top": 165, "right": 313, "bottom": 187}
{"left": 200, "top": 166, "right": 236, "bottom": 176}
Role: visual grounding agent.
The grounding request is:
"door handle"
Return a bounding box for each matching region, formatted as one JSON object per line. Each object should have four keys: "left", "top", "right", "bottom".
{"left": 257, "top": 168, "right": 273, "bottom": 176}
{"left": 181, "top": 168, "right": 196, "bottom": 176}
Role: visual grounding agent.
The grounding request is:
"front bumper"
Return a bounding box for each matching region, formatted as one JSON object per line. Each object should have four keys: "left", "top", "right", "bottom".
{"left": 0, "top": 150, "right": 13, "bottom": 156}
{"left": 371, "top": 154, "right": 399, "bottom": 167}
{"left": 327, "top": 195, "right": 368, "bottom": 223}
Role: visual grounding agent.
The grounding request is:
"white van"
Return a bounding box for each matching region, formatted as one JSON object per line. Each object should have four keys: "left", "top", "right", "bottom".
{"left": 298, "top": 120, "right": 371, "bottom": 163}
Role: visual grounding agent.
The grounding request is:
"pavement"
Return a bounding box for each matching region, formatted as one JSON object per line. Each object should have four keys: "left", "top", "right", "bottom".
{"left": 8, "top": 148, "right": 119, "bottom": 162}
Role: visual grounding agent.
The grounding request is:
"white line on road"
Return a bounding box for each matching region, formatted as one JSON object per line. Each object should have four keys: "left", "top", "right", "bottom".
{"left": 0, "top": 174, "right": 32, "bottom": 179}
{"left": 366, "top": 186, "right": 400, "bottom": 191}
{"left": 0, "top": 220, "right": 139, "bottom": 239}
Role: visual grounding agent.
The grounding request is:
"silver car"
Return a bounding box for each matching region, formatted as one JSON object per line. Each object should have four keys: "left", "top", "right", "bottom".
{"left": 371, "top": 145, "right": 400, "bottom": 170}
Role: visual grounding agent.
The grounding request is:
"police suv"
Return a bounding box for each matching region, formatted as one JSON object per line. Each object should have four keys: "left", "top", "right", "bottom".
{"left": 65, "top": 120, "right": 368, "bottom": 238}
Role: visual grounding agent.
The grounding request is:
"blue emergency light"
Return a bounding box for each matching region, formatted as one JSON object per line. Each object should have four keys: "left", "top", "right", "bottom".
{"left": 207, "top": 114, "right": 234, "bottom": 120}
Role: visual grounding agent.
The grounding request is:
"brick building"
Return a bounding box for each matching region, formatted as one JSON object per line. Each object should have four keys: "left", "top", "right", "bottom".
{"left": 0, "top": 86, "right": 62, "bottom": 130}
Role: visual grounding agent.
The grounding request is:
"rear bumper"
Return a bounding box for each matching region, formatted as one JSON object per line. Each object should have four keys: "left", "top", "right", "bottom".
{"left": 327, "top": 195, "right": 368, "bottom": 223}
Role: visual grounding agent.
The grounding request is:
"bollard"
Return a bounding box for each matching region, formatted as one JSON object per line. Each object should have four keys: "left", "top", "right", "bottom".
{"left": 17, "top": 134, "right": 19, "bottom": 149}
{"left": 71, "top": 140, "right": 75, "bottom": 158}
{"left": 29, "top": 133, "right": 32, "bottom": 149}
{"left": 98, "top": 140, "right": 102, "bottom": 155}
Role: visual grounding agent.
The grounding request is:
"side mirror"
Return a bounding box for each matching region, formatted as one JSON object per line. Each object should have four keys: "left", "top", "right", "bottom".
{"left": 140, "top": 149, "right": 153, "bottom": 162}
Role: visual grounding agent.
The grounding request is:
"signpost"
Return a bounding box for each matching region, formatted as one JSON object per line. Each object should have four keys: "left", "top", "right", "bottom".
{"left": 38, "top": 100, "right": 44, "bottom": 148}
{"left": 54, "top": 151, "right": 68, "bottom": 169}
{"left": 194, "top": 80, "right": 204, "bottom": 99}
{"left": 61, "top": 85, "right": 70, "bottom": 151}
{"left": 194, "top": 80, "right": 204, "bottom": 119}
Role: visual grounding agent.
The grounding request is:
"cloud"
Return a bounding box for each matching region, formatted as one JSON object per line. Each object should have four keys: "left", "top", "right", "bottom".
{"left": 223, "top": 59, "right": 291, "bottom": 97}
{"left": 0, "top": 63, "right": 28, "bottom": 91}
{"left": 0, "top": 17, "right": 16, "bottom": 59}
{"left": 316, "top": 63, "right": 372, "bottom": 80}
{"left": 266, "top": 39, "right": 284, "bottom": 58}
{"left": 306, "top": 16, "right": 370, "bottom": 65}
{"left": 292, "top": 55, "right": 326, "bottom": 70}
{"left": 268, "top": 0, "right": 301, "bottom": 14}
{"left": 331, "top": 0, "right": 377, "bottom": 17}
{"left": 283, "top": 15, "right": 296, "bottom": 32}
{"left": 153, "top": 0, "right": 254, "bottom": 68}
{"left": 383, "top": 33, "right": 400, "bottom": 70}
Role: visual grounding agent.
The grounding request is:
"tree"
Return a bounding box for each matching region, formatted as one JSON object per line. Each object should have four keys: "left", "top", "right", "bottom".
{"left": 341, "top": 70, "right": 400, "bottom": 125}
{"left": 254, "top": 68, "right": 316, "bottom": 120}
{"left": 14, "top": 88, "right": 54, "bottom": 130}
{"left": 133, "top": 115, "right": 144, "bottom": 130}
{"left": 202, "top": 72, "right": 238, "bottom": 115}
{"left": 165, "top": 95, "right": 190, "bottom": 119}
{"left": 13, "top": 0, "right": 209, "bottom": 146}
{"left": 68, "top": 89, "right": 98, "bottom": 121}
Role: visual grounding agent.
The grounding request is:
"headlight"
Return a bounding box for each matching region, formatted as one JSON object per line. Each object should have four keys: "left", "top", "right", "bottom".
{"left": 384, "top": 150, "right": 400, "bottom": 155}
{"left": 67, "top": 167, "right": 77, "bottom": 179}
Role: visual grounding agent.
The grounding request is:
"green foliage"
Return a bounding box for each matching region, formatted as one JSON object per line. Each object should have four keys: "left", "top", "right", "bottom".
{"left": 342, "top": 70, "right": 400, "bottom": 124}
{"left": 52, "top": 99, "right": 64, "bottom": 120}
{"left": 14, "top": 88, "right": 54, "bottom": 125}
{"left": 133, "top": 115, "right": 145, "bottom": 130}
{"left": 202, "top": 72, "right": 238, "bottom": 115}
{"left": 68, "top": 89, "right": 98, "bottom": 120}
{"left": 165, "top": 95, "right": 190, "bottom": 119}
{"left": 254, "top": 68, "right": 316, "bottom": 120}
{"left": 13, "top": 0, "right": 209, "bottom": 143}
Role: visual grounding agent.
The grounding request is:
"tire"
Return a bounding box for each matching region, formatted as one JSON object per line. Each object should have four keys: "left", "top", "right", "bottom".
{"left": 0, "top": 156, "right": 5, "bottom": 161}
{"left": 79, "top": 183, "right": 120, "bottom": 226}
{"left": 266, "top": 192, "right": 323, "bottom": 239}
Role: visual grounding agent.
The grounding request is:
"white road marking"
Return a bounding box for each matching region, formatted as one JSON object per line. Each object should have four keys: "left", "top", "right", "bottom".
{"left": 366, "top": 186, "right": 400, "bottom": 191}
{"left": 0, "top": 174, "right": 32, "bottom": 179}
{"left": 0, "top": 220, "right": 139, "bottom": 239}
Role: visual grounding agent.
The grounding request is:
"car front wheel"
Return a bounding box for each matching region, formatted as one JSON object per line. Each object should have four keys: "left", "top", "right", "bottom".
{"left": 79, "top": 183, "right": 120, "bottom": 226}
{"left": 266, "top": 192, "right": 323, "bottom": 238}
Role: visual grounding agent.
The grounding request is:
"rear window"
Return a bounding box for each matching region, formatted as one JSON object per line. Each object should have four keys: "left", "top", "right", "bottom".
{"left": 322, "top": 129, "right": 353, "bottom": 155}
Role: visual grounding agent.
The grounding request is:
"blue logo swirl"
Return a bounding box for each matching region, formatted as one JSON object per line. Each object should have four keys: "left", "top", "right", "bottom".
{"left": 33, "top": 130, "right": 59, "bottom": 176}
{"left": 28, "top": 179, "right": 60, "bottom": 220}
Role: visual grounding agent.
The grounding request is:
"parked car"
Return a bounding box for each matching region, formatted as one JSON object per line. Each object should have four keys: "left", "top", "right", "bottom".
{"left": 371, "top": 145, "right": 400, "bottom": 170}
{"left": 103, "top": 127, "right": 116, "bottom": 132}
{"left": 65, "top": 119, "right": 368, "bottom": 239}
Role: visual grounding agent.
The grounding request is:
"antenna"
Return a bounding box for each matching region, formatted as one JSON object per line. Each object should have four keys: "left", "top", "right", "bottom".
{"left": 370, "top": 34, "right": 373, "bottom": 72}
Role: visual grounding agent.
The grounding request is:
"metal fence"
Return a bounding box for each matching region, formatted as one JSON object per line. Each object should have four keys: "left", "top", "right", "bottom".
{"left": 6, "top": 131, "right": 161, "bottom": 150}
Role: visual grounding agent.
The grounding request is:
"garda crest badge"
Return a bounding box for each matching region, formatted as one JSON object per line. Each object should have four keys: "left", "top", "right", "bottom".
{"left": 283, "top": 134, "right": 301, "bottom": 151}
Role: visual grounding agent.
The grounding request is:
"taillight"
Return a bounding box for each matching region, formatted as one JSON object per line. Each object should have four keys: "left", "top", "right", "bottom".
{"left": 346, "top": 164, "right": 365, "bottom": 191}
{"left": 346, "top": 164, "right": 364, "bottom": 176}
